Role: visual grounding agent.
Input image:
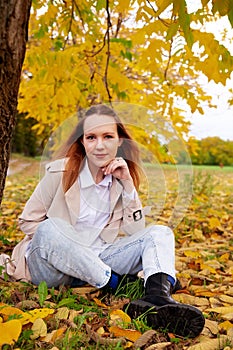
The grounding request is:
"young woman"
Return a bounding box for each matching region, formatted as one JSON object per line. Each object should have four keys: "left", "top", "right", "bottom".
{"left": 9, "top": 104, "right": 204, "bottom": 337}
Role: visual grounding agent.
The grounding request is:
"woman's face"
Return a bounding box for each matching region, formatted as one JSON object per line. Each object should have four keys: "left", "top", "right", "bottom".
{"left": 82, "top": 114, "right": 122, "bottom": 175}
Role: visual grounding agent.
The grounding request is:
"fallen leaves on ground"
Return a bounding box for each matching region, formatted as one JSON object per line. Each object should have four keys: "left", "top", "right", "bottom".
{"left": 0, "top": 159, "right": 233, "bottom": 349}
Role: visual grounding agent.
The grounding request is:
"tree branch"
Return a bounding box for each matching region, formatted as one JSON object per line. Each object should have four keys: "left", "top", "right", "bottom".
{"left": 164, "top": 36, "right": 173, "bottom": 80}
{"left": 145, "top": 0, "right": 174, "bottom": 81}
{"left": 73, "top": 0, "right": 85, "bottom": 31}
{"left": 146, "top": 0, "right": 157, "bottom": 15}
{"left": 115, "top": 12, "right": 123, "bottom": 38}
{"left": 63, "top": 0, "right": 75, "bottom": 49}
{"left": 146, "top": 0, "right": 170, "bottom": 27}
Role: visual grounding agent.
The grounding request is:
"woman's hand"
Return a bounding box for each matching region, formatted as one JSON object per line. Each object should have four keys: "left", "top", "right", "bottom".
{"left": 101, "top": 157, "right": 134, "bottom": 193}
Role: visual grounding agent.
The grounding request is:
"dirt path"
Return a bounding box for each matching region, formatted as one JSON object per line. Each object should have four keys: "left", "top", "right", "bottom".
{"left": 7, "top": 158, "right": 41, "bottom": 177}
{"left": 7, "top": 159, "right": 31, "bottom": 175}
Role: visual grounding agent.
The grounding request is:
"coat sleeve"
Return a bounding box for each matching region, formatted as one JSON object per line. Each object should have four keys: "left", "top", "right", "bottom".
{"left": 120, "top": 190, "right": 146, "bottom": 235}
{"left": 18, "top": 160, "right": 64, "bottom": 236}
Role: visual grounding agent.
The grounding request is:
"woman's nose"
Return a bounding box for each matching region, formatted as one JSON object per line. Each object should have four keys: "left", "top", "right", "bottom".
{"left": 96, "top": 138, "right": 104, "bottom": 149}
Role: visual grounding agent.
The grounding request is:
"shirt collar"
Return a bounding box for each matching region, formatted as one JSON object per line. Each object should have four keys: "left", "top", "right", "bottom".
{"left": 79, "top": 159, "right": 112, "bottom": 189}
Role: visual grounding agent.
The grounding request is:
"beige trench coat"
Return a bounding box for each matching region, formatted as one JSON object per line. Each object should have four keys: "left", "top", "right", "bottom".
{"left": 2, "top": 159, "right": 145, "bottom": 282}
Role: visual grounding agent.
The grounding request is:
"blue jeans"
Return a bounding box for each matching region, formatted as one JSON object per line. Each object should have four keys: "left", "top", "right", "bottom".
{"left": 27, "top": 218, "right": 176, "bottom": 288}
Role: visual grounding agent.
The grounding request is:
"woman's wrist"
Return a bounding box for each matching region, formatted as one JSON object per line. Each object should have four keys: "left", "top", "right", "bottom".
{"left": 120, "top": 178, "right": 135, "bottom": 193}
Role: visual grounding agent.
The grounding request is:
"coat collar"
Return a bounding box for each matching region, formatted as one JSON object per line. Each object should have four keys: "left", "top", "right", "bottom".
{"left": 65, "top": 180, "right": 80, "bottom": 225}
{"left": 64, "top": 163, "right": 123, "bottom": 225}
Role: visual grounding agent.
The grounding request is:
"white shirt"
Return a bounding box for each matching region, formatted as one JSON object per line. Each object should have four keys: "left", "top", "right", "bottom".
{"left": 75, "top": 160, "right": 112, "bottom": 234}
{"left": 75, "top": 160, "right": 136, "bottom": 255}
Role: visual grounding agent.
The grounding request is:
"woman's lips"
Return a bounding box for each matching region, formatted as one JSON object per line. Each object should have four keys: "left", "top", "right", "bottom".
{"left": 94, "top": 154, "right": 108, "bottom": 158}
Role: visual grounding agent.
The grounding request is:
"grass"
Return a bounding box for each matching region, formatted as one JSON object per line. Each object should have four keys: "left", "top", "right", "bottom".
{"left": 144, "top": 162, "right": 233, "bottom": 172}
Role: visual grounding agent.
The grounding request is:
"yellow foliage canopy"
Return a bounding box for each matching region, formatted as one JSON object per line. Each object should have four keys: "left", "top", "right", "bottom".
{"left": 18, "top": 0, "right": 233, "bottom": 157}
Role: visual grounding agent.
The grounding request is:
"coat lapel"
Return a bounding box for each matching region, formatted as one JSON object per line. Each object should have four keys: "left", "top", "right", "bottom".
{"left": 65, "top": 181, "right": 80, "bottom": 225}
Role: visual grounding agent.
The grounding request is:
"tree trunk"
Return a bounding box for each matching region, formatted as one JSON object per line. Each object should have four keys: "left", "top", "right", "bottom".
{"left": 0, "top": 0, "right": 32, "bottom": 205}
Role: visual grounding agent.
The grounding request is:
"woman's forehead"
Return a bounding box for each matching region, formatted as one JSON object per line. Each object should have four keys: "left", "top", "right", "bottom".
{"left": 83, "top": 114, "right": 117, "bottom": 133}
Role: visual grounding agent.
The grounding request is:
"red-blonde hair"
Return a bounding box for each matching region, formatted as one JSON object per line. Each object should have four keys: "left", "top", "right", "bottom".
{"left": 56, "top": 104, "right": 143, "bottom": 192}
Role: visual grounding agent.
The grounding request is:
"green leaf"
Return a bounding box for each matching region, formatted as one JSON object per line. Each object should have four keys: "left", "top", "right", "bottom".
{"left": 182, "top": 19, "right": 194, "bottom": 48}
{"left": 38, "top": 281, "right": 48, "bottom": 307}
{"left": 228, "top": 7, "right": 233, "bottom": 27}
{"left": 54, "top": 39, "right": 63, "bottom": 51}
{"left": 57, "top": 298, "right": 77, "bottom": 308}
{"left": 166, "top": 22, "right": 179, "bottom": 41}
{"left": 120, "top": 50, "right": 132, "bottom": 61}
{"left": 110, "top": 38, "right": 132, "bottom": 49}
{"left": 96, "top": 0, "right": 106, "bottom": 11}
{"left": 34, "top": 25, "right": 48, "bottom": 39}
{"left": 175, "top": 0, "right": 194, "bottom": 48}
{"left": 0, "top": 235, "right": 11, "bottom": 245}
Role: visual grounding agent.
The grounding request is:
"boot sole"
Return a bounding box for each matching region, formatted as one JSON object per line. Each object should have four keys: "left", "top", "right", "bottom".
{"left": 126, "top": 300, "right": 205, "bottom": 338}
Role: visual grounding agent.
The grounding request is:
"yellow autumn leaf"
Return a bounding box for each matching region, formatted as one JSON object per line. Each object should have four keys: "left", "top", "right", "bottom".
{"left": 178, "top": 271, "right": 191, "bottom": 279}
{"left": 0, "top": 319, "right": 22, "bottom": 346}
{"left": 209, "top": 217, "right": 221, "bottom": 229}
{"left": 109, "top": 326, "right": 141, "bottom": 342}
{"left": 204, "top": 319, "right": 219, "bottom": 335}
{"left": 192, "top": 228, "right": 205, "bottom": 241}
{"left": 203, "top": 260, "right": 222, "bottom": 269}
{"left": 219, "top": 252, "right": 230, "bottom": 262}
{"left": 188, "top": 334, "right": 233, "bottom": 350}
{"left": 30, "top": 318, "right": 47, "bottom": 339}
{"left": 55, "top": 307, "right": 69, "bottom": 320}
{"left": 93, "top": 298, "right": 109, "bottom": 308}
{"left": 110, "top": 310, "right": 131, "bottom": 325}
{"left": 222, "top": 313, "right": 233, "bottom": 321}
{"left": 222, "top": 214, "right": 229, "bottom": 221}
{"left": 206, "top": 306, "right": 233, "bottom": 315}
{"left": 72, "top": 286, "right": 97, "bottom": 295}
{"left": 173, "top": 293, "right": 209, "bottom": 307}
{"left": 20, "top": 308, "right": 54, "bottom": 325}
{"left": 124, "top": 341, "right": 134, "bottom": 349}
{"left": 96, "top": 326, "right": 105, "bottom": 335}
{"left": 0, "top": 304, "right": 24, "bottom": 321}
{"left": 219, "top": 295, "right": 233, "bottom": 304}
{"left": 218, "top": 320, "right": 233, "bottom": 331}
{"left": 43, "top": 327, "right": 67, "bottom": 343}
{"left": 200, "top": 263, "right": 216, "bottom": 274}
{"left": 116, "top": 0, "right": 130, "bottom": 12}
{"left": 194, "top": 288, "right": 217, "bottom": 298}
{"left": 68, "top": 309, "right": 83, "bottom": 322}
{"left": 183, "top": 250, "right": 202, "bottom": 258}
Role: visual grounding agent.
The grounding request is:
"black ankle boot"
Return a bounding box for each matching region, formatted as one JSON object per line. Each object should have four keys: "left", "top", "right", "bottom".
{"left": 125, "top": 273, "right": 205, "bottom": 338}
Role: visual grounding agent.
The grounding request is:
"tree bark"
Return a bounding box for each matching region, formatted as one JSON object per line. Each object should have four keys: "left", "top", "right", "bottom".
{"left": 0, "top": 0, "right": 32, "bottom": 205}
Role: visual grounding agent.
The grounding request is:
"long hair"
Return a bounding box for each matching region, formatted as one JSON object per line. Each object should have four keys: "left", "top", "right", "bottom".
{"left": 57, "top": 104, "right": 143, "bottom": 192}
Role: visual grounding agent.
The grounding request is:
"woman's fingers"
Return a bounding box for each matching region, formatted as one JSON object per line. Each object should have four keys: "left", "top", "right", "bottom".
{"left": 102, "top": 157, "right": 128, "bottom": 176}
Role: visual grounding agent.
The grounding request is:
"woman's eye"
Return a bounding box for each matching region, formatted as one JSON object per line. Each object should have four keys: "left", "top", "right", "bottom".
{"left": 105, "top": 135, "right": 114, "bottom": 139}
{"left": 86, "top": 135, "right": 95, "bottom": 140}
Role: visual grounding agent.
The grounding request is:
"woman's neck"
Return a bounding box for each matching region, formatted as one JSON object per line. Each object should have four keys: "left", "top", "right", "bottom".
{"left": 95, "top": 169, "right": 105, "bottom": 184}
{"left": 87, "top": 160, "right": 104, "bottom": 184}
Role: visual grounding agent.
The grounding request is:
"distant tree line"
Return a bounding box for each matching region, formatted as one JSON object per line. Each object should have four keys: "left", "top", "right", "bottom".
{"left": 190, "top": 137, "right": 233, "bottom": 166}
